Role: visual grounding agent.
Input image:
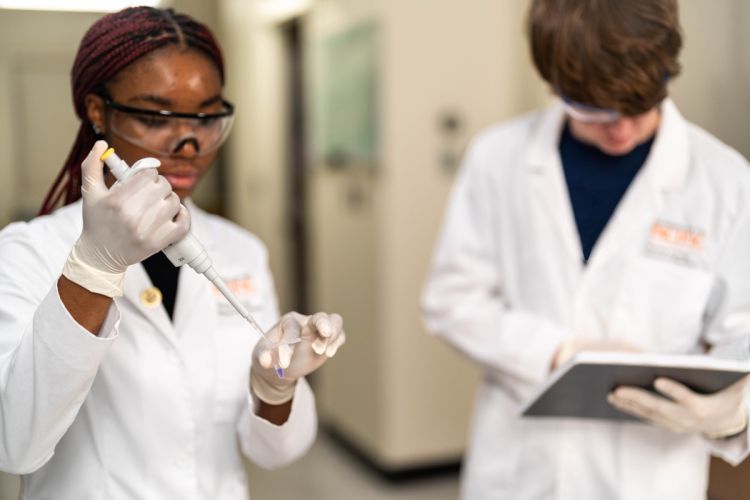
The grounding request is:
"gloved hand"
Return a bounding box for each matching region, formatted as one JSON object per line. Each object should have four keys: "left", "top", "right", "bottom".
{"left": 608, "top": 375, "right": 750, "bottom": 439}
{"left": 250, "top": 312, "right": 346, "bottom": 405}
{"left": 552, "top": 336, "right": 641, "bottom": 371}
{"left": 62, "top": 140, "right": 190, "bottom": 297}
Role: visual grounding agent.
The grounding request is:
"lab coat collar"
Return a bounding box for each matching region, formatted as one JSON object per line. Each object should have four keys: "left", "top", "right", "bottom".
{"left": 523, "top": 97, "right": 691, "bottom": 269}
{"left": 525, "top": 100, "right": 566, "bottom": 173}
{"left": 526, "top": 98, "right": 690, "bottom": 193}
{"left": 525, "top": 101, "right": 583, "bottom": 265}
{"left": 642, "top": 98, "right": 690, "bottom": 192}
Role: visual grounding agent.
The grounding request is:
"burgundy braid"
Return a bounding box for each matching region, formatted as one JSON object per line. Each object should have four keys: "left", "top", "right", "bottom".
{"left": 39, "top": 7, "right": 225, "bottom": 215}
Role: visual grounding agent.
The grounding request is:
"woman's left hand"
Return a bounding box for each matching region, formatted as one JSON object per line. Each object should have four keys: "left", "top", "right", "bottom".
{"left": 250, "top": 311, "right": 345, "bottom": 405}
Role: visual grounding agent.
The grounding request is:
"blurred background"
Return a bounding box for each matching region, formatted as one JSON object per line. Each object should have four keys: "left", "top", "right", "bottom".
{"left": 0, "top": 0, "right": 748, "bottom": 498}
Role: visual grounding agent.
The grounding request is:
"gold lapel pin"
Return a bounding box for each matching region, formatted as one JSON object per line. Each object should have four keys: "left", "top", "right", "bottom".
{"left": 140, "top": 286, "right": 163, "bottom": 309}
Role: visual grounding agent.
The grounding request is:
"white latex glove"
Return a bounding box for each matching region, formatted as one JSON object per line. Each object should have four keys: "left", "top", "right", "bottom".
{"left": 62, "top": 140, "right": 190, "bottom": 296}
{"left": 250, "top": 311, "right": 346, "bottom": 405}
{"left": 552, "top": 336, "right": 641, "bottom": 371}
{"left": 608, "top": 375, "right": 750, "bottom": 439}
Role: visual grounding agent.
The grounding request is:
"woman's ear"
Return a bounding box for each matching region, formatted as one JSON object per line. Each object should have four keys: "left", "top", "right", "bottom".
{"left": 84, "top": 94, "right": 106, "bottom": 134}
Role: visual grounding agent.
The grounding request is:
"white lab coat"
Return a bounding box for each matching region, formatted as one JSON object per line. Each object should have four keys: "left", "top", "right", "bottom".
{"left": 422, "top": 99, "right": 750, "bottom": 500}
{"left": 0, "top": 200, "right": 317, "bottom": 499}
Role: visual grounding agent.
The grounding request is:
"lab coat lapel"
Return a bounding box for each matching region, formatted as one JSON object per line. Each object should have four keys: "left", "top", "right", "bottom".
{"left": 172, "top": 200, "right": 216, "bottom": 333}
{"left": 526, "top": 103, "right": 584, "bottom": 266}
{"left": 121, "top": 261, "right": 179, "bottom": 348}
{"left": 586, "top": 99, "right": 690, "bottom": 269}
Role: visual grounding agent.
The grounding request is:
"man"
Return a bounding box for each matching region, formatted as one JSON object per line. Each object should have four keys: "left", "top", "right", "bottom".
{"left": 422, "top": 1, "right": 750, "bottom": 498}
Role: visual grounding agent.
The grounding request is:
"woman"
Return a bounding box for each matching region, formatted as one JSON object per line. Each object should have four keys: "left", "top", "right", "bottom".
{"left": 0, "top": 7, "right": 344, "bottom": 499}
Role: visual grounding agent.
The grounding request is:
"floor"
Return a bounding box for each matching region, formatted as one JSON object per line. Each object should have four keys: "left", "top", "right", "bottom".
{"left": 0, "top": 433, "right": 459, "bottom": 500}
{"left": 246, "top": 432, "right": 460, "bottom": 500}
{"left": 5, "top": 434, "right": 748, "bottom": 499}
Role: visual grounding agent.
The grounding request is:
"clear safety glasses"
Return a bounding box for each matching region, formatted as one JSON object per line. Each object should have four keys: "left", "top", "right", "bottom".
{"left": 103, "top": 98, "right": 235, "bottom": 157}
{"left": 560, "top": 95, "right": 621, "bottom": 124}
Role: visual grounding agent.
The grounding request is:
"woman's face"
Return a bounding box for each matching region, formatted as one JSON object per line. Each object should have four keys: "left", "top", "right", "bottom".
{"left": 87, "top": 46, "right": 225, "bottom": 199}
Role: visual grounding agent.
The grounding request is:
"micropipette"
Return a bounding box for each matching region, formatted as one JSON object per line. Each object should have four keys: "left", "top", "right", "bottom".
{"left": 101, "top": 148, "right": 294, "bottom": 377}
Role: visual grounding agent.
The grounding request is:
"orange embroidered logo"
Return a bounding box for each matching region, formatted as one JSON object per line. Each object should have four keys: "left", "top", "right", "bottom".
{"left": 649, "top": 222, "right": 704, "bottom": 250}
{"left": 211, "top": 277, "right": 254, "bottom": 298}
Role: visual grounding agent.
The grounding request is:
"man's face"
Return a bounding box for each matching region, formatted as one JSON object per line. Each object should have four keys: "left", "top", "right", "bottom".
{"left": 567, "top": 107, "right": 661, "bottom": 156}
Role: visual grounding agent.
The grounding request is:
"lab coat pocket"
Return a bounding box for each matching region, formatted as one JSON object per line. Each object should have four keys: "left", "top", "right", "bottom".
{"left": 611, "top": 257, "right": 714, "bottom": 352}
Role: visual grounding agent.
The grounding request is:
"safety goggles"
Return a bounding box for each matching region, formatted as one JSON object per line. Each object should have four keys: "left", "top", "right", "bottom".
{"left": 560, "top": 94, "right": 621, "bottom": 124}
{"left": 103, "top": 98, "right": 235, "bottom": 156}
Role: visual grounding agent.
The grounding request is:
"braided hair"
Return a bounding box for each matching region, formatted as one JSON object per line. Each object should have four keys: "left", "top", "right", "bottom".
{"left": 39, "top": 7, "right": 225, "bottom": 215}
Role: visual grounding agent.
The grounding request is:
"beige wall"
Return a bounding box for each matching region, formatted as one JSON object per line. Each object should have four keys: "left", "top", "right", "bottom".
{"left": 671, "top": 0, "right": 750, "bottom": 159}
{"left": 0, "top": 10, "right": 99, "bottom": 222}
{"left": 219, "top": 0, "right": 296, "bottom": 315}
{"left": 374, "top": 0, "right": 546, "bottom": 466}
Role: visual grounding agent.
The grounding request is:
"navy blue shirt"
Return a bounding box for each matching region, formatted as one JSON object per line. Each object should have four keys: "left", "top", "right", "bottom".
{"left": 559, "top": 123, "right": 655, "bottom": 263}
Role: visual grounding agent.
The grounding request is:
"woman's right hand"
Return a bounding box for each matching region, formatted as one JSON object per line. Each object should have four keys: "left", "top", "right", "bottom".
{"left": 62, "top": 140, "right": 190, "bottom": 297}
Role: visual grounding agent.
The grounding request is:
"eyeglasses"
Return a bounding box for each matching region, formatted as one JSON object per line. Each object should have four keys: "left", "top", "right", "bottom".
{"left": 102, "top": 98, "right": 235, "bottom": 156}
{"left": 560, "top": 94, "right": 621, "bottom": 124}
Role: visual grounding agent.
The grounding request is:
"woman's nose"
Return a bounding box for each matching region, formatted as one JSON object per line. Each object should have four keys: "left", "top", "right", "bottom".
{"left": 172, "top": 136, "right": 201, "bottom": 157}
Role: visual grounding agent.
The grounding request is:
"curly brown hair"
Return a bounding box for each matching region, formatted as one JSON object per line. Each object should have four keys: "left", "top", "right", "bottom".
{"left": 528, "top": 0, "right": 682, "bottom": 116}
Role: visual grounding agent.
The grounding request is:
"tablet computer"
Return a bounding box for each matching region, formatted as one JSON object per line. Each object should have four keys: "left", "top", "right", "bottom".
{"left": 521, "top": 352, "right": 750, "bottom": 421}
